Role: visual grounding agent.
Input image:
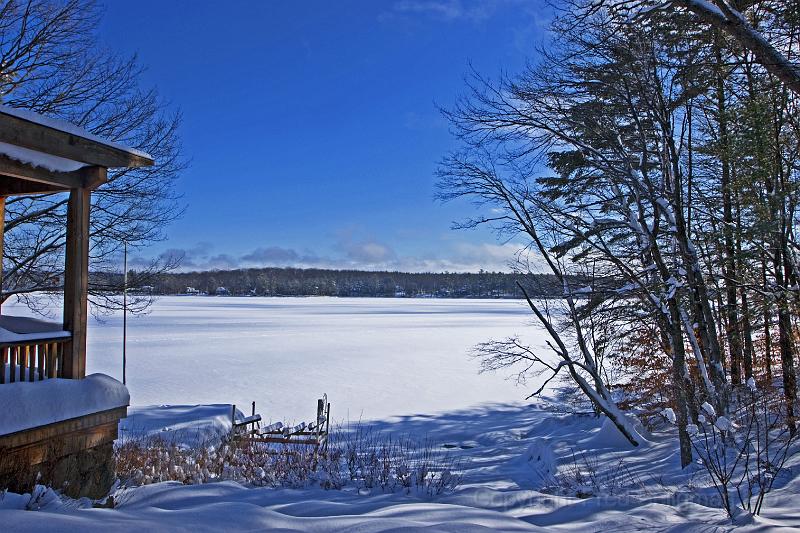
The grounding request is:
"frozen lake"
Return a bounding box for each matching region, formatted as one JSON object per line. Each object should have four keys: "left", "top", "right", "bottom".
{"left": 9, "top": 297, "right": 548, "bottom": 422}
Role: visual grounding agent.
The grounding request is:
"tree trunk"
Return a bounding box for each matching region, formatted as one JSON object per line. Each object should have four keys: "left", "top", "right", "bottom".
{"left": 668, "top": 298, "right": 694, "bottom": 467}
{"left": 716, "top": 47, "right": 743, "bottom": 385}
{"left": 735, "top": 190, "right": 755, "bottom": 381}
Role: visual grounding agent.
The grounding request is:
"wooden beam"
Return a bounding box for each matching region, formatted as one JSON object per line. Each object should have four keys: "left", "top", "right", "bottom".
{"left": 0, "top": 196, "right": 4, "bottom": 315}
{"left": 62, "top": 188, "right": 89, "bottom": 379}
{"left": 0, "top": 176, "right": 68, "bottom": 195}
{"left": 0, "top": 155, "right": 108, "bottom": 195}
{"left": 0, "top": 112, "right": 153, "bottom": 168}
{"left": 0, "top": 337, "right": 70, "bottom": 349}
{"left": 0, "top": 406, "right": 127, "bottom": 448}
{"left": 82, "top": 166, "right": 108, "bottom": 190}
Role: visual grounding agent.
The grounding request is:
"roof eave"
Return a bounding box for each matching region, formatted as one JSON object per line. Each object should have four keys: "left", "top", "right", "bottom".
{"left": 0, "top": 110, "right": 155, "bottom": 169}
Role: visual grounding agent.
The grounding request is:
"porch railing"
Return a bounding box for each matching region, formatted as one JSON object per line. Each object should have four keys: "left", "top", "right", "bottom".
{"left": 0, "top": 338, "right": 70, "bottom": 384}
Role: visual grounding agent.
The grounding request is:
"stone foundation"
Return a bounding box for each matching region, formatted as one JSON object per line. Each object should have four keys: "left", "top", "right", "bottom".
{"left": 0, "top": 441, "right": 115, "bottom": 499}
{"left": 0, "top": 406, "right": 126, "bottom": 499}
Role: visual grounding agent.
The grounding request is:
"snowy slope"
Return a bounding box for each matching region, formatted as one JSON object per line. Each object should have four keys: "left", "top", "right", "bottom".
{"left": 3, "top": 401, "right": 799, "bottom": 531}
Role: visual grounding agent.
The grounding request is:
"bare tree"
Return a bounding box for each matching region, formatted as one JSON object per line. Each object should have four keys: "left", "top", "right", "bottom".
{"left": 438, "top": 3, "right": 776, "bottom": 466}
{"left": 436, "top": 157, "right": 645, "bottom": 445}
{"left": 0, "top": 0, "right": 185, "bottom": 314}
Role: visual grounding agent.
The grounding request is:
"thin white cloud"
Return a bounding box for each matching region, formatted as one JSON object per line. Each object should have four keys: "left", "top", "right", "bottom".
{"left": 137, "top": 237, "right": 544, "bottom": 273}
{"left": 131, "top": 222, "right": 550, "bottom": 274}
{"left": 391, "top": 0, "right": 494, "bottom": 22}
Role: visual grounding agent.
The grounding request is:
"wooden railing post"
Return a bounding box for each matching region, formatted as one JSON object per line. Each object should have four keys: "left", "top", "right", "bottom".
{"left": 0, "top": 195, "right": 5, "bottom": 315}
{"left": 62, "top": 187, "right": 90, "bottom": 379}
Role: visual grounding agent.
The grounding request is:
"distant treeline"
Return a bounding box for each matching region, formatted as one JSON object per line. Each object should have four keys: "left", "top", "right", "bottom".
{"left": 139, "top": 267, "right": 563, "bottom": 298}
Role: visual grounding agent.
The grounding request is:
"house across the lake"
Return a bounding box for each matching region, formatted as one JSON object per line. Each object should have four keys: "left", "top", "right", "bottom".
{"left": 0, "top": 106, "right": 153, "bottom": 498}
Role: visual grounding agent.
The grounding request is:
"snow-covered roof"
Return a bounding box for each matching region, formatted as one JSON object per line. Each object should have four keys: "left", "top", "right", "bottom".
{"left": 0, "top": 140, "right": 88, "bottom": 173}
{"left": 0, "top": 106, "right": 152, "bottom": 160}
{"left": 0, "top": 106, "right": 154, "bottom": 175}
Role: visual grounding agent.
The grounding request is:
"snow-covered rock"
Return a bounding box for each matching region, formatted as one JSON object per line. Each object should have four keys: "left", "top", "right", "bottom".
{"left": 586, "top": 415, "right": 648, "bottom": 449}
{"left": 522, "top": 439, "right": 557, "bottom": 484}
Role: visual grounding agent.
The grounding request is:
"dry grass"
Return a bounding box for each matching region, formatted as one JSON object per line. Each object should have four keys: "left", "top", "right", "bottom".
{"left": 114, "top": 424, "right": 462, "bottom": 496}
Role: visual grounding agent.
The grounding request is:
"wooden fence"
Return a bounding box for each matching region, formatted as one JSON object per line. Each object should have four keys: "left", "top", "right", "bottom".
{"left": 0, "top": 338, "right": 69, "bottom": 384}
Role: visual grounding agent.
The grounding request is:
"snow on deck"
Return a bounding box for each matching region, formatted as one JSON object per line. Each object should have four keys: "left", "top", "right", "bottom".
{"left": 0, "top": 314, "right": 70, "bottom": 350}
{"left": 0, "top": 326, "right": 70, "bottom": 344}
{"left": 0, "top": 374, "right": 129, "bottom": 436}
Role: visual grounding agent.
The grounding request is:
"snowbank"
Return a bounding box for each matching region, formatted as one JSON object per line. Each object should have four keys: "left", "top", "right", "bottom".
{"left": 0, "top": 481, "right": 548, "bottom": 532}
{"left": 585, "top": 415, "right": 649, "bottom": 449}
{"left": 119, "top": 404, "right": 241, "bottom": 447}
{"left": 521, "top": 439, "right": 557, "bottom": 485}
{"left": 0, "top": 374, "right": 129, "bottom": 436}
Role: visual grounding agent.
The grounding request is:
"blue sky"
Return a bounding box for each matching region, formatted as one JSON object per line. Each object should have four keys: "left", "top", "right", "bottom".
{"left": 99, "top": 1, "right": 551, "bottom": 272}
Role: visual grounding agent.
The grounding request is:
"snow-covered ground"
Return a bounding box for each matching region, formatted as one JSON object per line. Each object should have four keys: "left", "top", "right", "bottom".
{"left": 7, "top": 296, "right": 547, "bottom": 422}
{"left": 120, "top": 404, "right": 238, "bottom": 446}
{"left": 3, "top": 400, "right": 799, "bottom": 531}
{"left": 2, "top": 297, "right": 799, "bottom": 531}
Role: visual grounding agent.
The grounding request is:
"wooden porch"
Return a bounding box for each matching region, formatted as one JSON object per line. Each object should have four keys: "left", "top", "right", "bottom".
{"left": 0, "top": 107, "right": 152, "bottom": 383}
{"left": 0, "top": 106, "right": 153, "bottom": 498}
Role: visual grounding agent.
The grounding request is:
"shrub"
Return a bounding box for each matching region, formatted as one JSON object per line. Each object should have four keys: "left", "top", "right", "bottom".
{"left": 114, "top": 423, "right": 461, "bottom": 497}
{"left": 551, "top": 449, "right": 644, "bottom": 498}
{"left": 664, "top": 384, "right": 797, "bottom": 518}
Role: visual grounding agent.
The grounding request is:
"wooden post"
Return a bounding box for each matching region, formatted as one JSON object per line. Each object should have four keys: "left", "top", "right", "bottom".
{"left": 9, "top": 346, "right": 16, "bottom": 382}
{"left": 0, "top": 196, "right": 5, "bottom": 315}
{"left": 37, "top": 344, "right": 44, "bottom": 381}
{"left": 47, "top": 344, "right": 57, "bottom": 379}
{"left": 26, "top": 345, "right": 33, "bottom": 382}
{"left": 62, "top": 187, "right": 90, "bottom": 379}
